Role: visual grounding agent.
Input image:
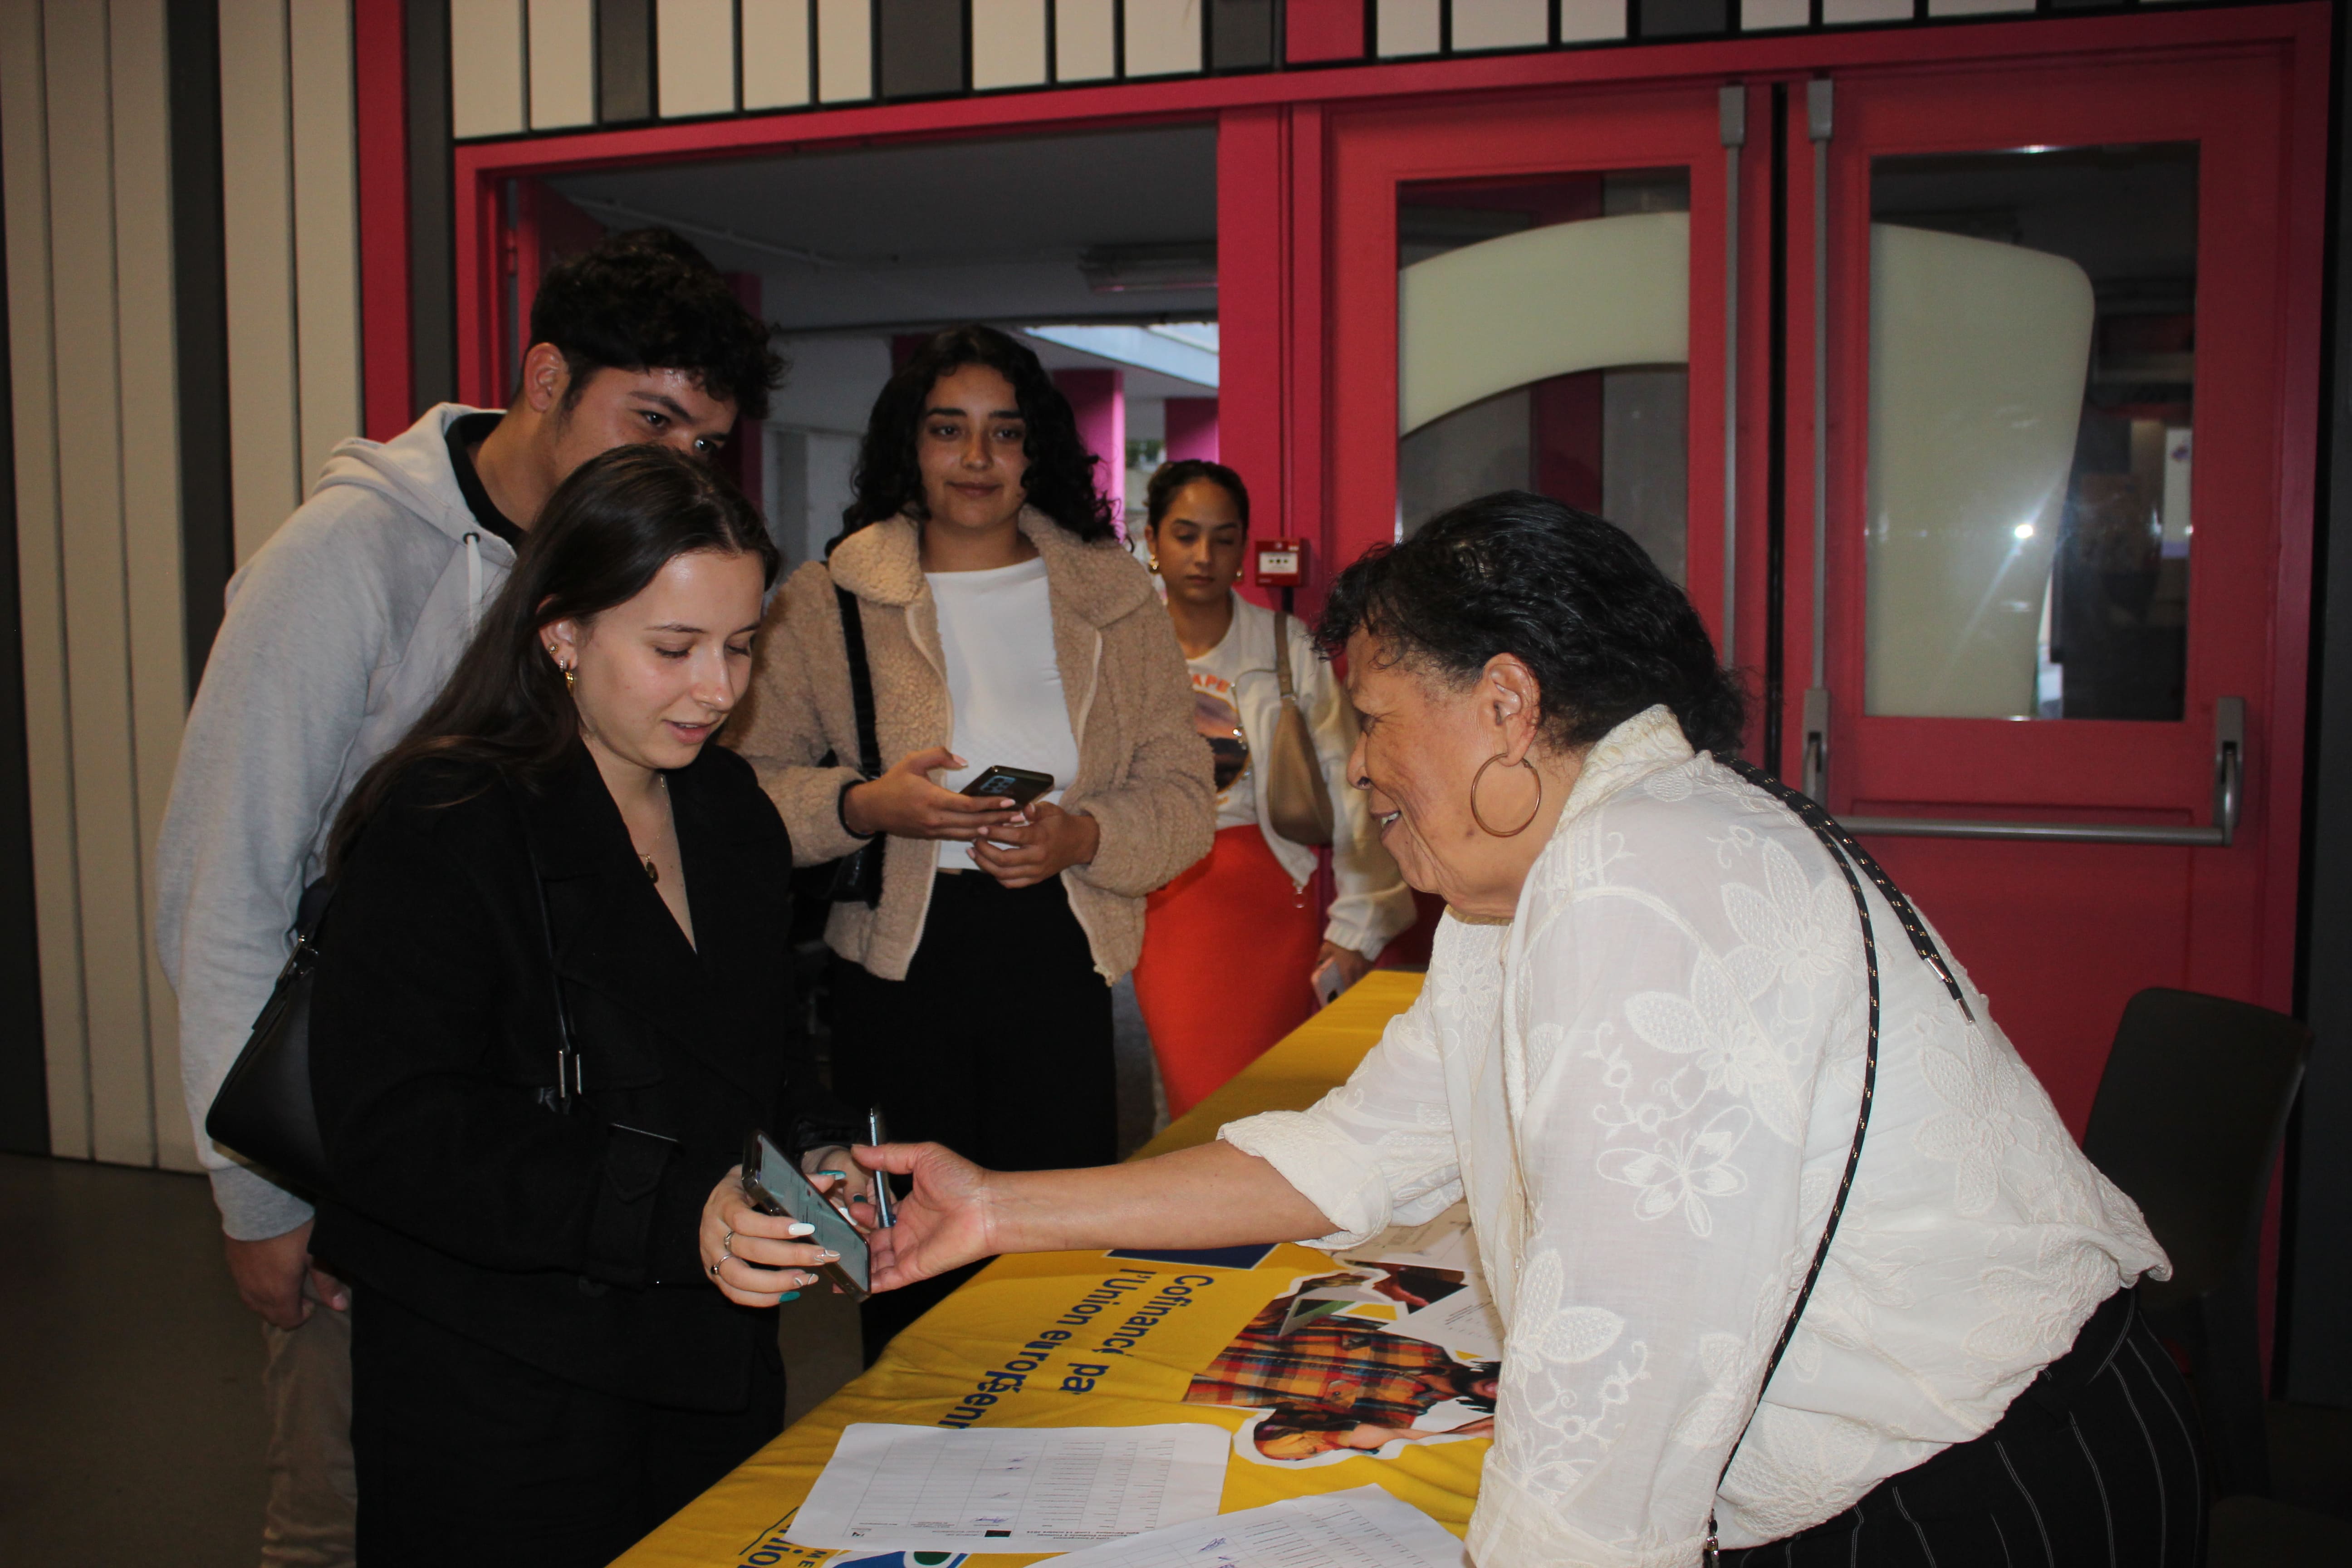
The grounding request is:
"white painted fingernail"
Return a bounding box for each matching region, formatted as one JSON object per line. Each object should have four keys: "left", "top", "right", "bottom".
{"left": 787, "top": 1222, "right": 814, "bottom": 1237}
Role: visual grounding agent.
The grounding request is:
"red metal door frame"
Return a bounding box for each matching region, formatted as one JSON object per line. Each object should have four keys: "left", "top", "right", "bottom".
{"left": 1795, "top": 31, "right": 2328, "bottom": 1050}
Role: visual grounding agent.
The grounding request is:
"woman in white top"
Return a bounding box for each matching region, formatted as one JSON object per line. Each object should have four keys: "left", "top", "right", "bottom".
{"left": 846, "top": 492, "right": 2196, "bottom": 1565}
{"left": 1132, "top": 460, "right": 1416, "bottom": 1115}
{"left": 731, "top": 326, "right": 1213, "bottom": 1350}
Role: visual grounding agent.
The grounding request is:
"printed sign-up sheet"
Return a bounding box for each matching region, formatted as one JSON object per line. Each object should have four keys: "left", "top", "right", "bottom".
{"left": 787, "top": 1422, "right": 1231, "bottom": 1554}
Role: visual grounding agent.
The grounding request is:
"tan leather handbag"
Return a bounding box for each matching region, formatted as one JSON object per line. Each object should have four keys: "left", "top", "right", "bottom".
{"left": 1263, "top": 611, "right": 1335, "bottom": 847}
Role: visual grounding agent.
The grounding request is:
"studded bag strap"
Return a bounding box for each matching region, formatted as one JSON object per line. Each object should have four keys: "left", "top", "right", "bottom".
{"left": 1699, "top": 759, "right": 1971, "bottom": 1564}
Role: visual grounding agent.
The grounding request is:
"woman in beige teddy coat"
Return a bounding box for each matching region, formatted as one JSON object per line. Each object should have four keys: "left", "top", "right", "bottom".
{"left": 732, "top": 327, "right": 1213, "bottom": 1301}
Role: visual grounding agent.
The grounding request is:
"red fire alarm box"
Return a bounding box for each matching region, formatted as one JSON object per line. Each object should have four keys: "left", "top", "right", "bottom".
{"left": 1254, "top": 538, "right": 1306, "bottom": 587}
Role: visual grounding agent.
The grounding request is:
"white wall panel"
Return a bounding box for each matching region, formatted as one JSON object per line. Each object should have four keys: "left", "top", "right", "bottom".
{"left": 529, "top": 0, "right": 596, "bottom": 128}
{"left": 1122, "top": 0, "right": 1201, "bottom": 78}
{"left": 291, "top": 0, "right": 363, "bottom": 492}
{"left": 220, "top": 0, "right": 302, "bottom": 563}
{"left": 1452, "top": 0, "right": 1548, "bottom": 49}
{"left": 0, "top": 0, "right": 206, "bottom": 1168}
{"left": 658, "top": 0, "right": 738, "bottom": 117}
{"left": 1056, "top": 0, "right": 1115, "bottom": 80}
{"left": 970, "top": 0, "right": 1046, "bottom": 90}
{"left": 1741, "top": 0, "right": 1808, "bottom": 27}
{"left": 815, "top": 0, "right": 871, "bottom": 101}
{"left": 450, "top": 0, "right": 527, "bottom": 138}
{"left": 1376, "top": 0, "right": 1440, "bottom": 55}
{"left": 110, "top": 0, "right": 196, "bottom": 1173}
{"left": 741, "top": 0, "right": 812, "bottom": 108}
{"left": 0, "top": 0, "right": 91, "bottom": 1161}
{"left": 46, "top": 0, "right": 156, "bottom": 1169}
{"left": 1822, "top": 0, "right": 1909, "bottom": 20}
{"left": 1557, "top": 0, "right": 1626, "bottom": 39}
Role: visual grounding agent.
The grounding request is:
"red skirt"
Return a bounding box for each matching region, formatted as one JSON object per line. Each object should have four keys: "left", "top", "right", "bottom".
{"left": 1133, "top": 824, "right": 1323, "bottom": 1118}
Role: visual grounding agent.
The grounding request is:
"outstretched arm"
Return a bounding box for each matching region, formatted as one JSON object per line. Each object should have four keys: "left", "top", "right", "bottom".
{"left": 858, "top": 1139, "right": 1333, "bottom": 1292}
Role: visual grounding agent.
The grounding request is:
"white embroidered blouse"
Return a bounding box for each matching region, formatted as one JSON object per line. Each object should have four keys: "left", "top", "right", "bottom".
{"left": 1220, "top": 707, "right": 2166, "bottom": 1568}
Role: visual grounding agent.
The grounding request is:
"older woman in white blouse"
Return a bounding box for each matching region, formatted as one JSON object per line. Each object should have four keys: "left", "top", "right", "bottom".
{"left": 853, "top": 492, "right": 2195, "bottom": 1567}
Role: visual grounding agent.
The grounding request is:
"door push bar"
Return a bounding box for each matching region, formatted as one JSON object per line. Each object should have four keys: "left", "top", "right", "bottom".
{"left": 1799, "top": 695, "right": 2244, "bottom": 848}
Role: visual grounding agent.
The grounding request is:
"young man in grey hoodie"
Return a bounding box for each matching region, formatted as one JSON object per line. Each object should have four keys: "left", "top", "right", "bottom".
{"left": 155, "top": 228, "right": 781, "bottom": 1567}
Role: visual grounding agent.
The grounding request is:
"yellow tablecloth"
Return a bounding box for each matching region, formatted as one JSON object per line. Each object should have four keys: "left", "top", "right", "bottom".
{"left": 616, "top": 971, "right": 1459, "bottom": 1568}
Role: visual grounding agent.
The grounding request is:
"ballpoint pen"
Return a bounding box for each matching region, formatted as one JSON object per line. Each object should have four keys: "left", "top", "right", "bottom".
{"left": 867, "top": 1105, "right": 896, "bottom": 1228}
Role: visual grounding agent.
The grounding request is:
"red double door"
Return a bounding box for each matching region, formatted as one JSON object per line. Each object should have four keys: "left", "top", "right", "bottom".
{"left": 1228, "top": 10, "right": 2327, "bottom": 1133}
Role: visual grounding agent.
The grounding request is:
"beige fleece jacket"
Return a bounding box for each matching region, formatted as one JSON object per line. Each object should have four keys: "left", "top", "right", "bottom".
{"left": 730, "top": 510, "right": 1216, "bottom": 983}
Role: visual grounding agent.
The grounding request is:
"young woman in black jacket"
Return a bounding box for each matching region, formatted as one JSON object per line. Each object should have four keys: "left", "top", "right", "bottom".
{"left": 309, "top": 445, "right": 871, "bottom": 1567}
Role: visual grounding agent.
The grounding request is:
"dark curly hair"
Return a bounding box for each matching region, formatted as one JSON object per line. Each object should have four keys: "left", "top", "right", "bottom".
{"left": 842, "top": 324, "right": 1117, "bottom": 541}
{"left": 527, "top": 227, "right": 784, "bottom": 422}
{"left": 1317, "top": 490, "right": 1746, "bottom": 758}
{"left": 1143, "top": 459, "right": 1250, "bottom": 529}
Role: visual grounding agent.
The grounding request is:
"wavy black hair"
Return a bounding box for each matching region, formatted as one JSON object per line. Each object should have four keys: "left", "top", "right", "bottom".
{"left": 1143, "top": 458, "right": 1250, "bottom": 530}
{"left": 326, "top": 445, "right": 778, "bottom": 876}
{"left": 527, "top": 227, "right": 785, "bottom": 421}
{"left": 1318, "top": 490, "right": 1746, "bottom": 758}
{"left": 841, "top": 324, "right": 1118, "bottom": 541}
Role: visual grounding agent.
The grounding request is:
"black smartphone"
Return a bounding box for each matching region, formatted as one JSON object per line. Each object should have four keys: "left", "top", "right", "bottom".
{"left": 740, "top": 1131, "right": 872, "bottom": 1301}
{"left": 961, "top": 764, "right": 1056, "bottom": 806}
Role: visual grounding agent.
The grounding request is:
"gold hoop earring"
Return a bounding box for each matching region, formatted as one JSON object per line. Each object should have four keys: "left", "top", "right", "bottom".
{"left": 562, "top": 666, "right": 576, "bottom": 692}
{"left": 1469, "top": 752, "right": 1543, "bottom": 837}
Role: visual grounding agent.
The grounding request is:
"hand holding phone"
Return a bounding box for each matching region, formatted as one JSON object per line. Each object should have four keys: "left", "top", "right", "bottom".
{"left": 1311, "top": 957, "right": 1346, "bottom": 1009}
{"left": 960, "top": 764, "right": 1055, "bottom": 808}
{"left": 741, "top": 1131, "right": 873, "bottom": 1300}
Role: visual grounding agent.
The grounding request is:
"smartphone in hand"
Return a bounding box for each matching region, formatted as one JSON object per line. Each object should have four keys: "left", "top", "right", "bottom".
{"left": 1312, "top": 957, "right": 1347, "bottom": 1009}
{"left": 960, "top": 764, "right": 1055, "bottom": 807}
{"left": 741, "top": 1131, "right": 872, "bottom": 1301}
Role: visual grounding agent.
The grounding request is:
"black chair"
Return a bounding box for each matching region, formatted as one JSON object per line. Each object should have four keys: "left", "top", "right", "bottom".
{"left": 2082, "top": 987, "right": 2312, "bottom": 1499}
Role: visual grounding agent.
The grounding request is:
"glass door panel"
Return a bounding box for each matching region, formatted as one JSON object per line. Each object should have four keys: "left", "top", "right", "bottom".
{"left": 1397, "top": 171, "right": 1693, "bottom": 580}
{"left": 1864, "top": 144, "right": 2197, "bottom": 720}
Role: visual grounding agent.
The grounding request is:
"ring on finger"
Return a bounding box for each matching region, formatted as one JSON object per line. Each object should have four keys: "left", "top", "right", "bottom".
{"left": 720, "top": 1230, "right": 735, "bottom": 1262}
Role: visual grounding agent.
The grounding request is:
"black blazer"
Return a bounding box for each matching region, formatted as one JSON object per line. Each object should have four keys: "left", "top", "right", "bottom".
{"left": 310, "top": 740, "right": 844, "bottom": 1411}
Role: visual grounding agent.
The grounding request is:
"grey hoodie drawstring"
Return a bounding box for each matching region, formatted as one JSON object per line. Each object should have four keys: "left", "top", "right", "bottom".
{"left": 463, "top": 531, "right": 483, "bottom": 632}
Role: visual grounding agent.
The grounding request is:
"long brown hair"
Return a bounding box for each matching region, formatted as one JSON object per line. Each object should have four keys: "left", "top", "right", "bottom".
{"left": 327, "top": 444, "right": 778, "bottom": 876}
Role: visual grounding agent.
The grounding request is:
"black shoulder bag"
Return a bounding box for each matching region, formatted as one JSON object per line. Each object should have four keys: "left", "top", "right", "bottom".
{"left": 1701, "top": 760, "right": 1976, "bottom": 1566}
{"left": 791, "top": 583, "right": 885, "bottom": 913}
{"left": 207, "top": 777, "right": 583, "bottom": 1192}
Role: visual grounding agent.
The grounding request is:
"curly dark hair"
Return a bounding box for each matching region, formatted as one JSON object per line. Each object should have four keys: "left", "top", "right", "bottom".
{"left": 1317, "top": 490, "right": 1746, "bottom": 758}
{"left": 527, "top": 227, "right": 784, "bottom": 421}
{"left": 842, "top": 324, "right": 1118, "bottom": 541}
{"left": 1143, "top": 459, "right": 1250, "bottom": 530}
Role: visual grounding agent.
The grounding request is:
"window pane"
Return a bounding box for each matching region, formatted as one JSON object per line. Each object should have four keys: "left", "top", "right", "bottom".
{"left": 1396, "top": 169, "right": 1691, "bottom": 582}
{"left": 1866, "top": 144, "right": 2197, "bottom": 720}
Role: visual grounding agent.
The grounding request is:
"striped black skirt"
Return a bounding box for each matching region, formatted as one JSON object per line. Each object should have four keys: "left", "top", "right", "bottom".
{"left": 1725, "top": 1288, "right": 2205, "bottom": 1568}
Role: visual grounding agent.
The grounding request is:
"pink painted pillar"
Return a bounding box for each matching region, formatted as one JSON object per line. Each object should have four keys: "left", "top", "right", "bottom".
{"left": 1054, "top": 368, "right": 1126, "bottom": 532}
{"left": 1164, "top": 397, "right": 1220, "bottom": 464}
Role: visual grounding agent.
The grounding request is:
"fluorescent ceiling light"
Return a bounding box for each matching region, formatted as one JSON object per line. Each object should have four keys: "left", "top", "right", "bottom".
{"left": 1025, "top": 324, "right": 1219, "bottom": 388}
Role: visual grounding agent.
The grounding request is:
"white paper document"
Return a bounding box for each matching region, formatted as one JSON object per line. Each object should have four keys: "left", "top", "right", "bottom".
{"left": 786, "top": 1422, "right": 1231, "bottom": 1553}
{"left": 1042, "top": 1485, "right": 1470, "bottom": 1568}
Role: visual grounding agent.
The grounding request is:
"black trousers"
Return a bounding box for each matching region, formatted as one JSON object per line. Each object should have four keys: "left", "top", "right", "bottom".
{"left": 1726, "top": 1289, "right": 2205, "bottom": 1567}
{"left": 830, "top": 871, "right": 1117, "bottom": 1172}
{"left": 348, "top": 1289, "right": 783, "bottom": 1568}
{"left": 831, "top": 872, "right": 1115, "bottom": 1357}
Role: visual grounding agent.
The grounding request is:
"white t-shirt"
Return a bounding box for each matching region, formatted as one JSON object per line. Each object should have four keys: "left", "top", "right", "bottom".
{"left": 926, "top": 557, "right": 1081, "bottom": 872}
{"left": 1184, "top": 619, "right": 1258, "bottom": 833}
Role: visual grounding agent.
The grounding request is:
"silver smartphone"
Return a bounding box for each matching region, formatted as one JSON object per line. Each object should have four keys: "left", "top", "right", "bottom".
{"left": 740, "top": 1130, "right": 872, "bottom": 1300}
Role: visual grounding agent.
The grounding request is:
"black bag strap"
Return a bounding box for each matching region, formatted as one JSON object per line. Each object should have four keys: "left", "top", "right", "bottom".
{"left": 503, "top": 772, "right": 581, "bottom": 1115}
{"left": 1701, "top": 759, "right": 1972, "bottom": 1564}
{"left": 837, "top": 585, "right": 882, "bottom": 782}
